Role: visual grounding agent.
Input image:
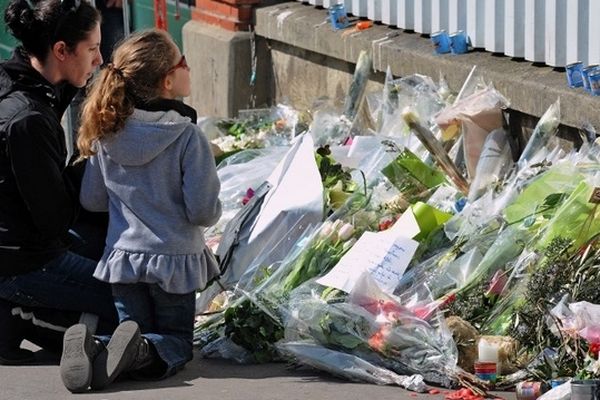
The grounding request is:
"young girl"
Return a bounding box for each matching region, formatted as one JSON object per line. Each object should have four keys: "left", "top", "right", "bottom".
{"left": 60, "top": 29, "right": 222, "bottom": 392}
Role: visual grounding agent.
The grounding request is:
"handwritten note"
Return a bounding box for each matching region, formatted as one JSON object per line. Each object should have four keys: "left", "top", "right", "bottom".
{"left": 316, "top": 231, "right": 419, "bottom": 294}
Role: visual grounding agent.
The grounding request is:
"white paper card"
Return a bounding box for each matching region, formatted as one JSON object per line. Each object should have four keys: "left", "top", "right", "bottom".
{"left": 316, "top": 231, "right": 419, "bottom": 294}
{"left": 386, "top": 207, "right": 421, "bottom": 239}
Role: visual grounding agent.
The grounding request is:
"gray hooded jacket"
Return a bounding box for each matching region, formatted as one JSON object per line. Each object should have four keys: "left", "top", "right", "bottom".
{"left": 81, "top": 108, "right": 222, "bottom": 294}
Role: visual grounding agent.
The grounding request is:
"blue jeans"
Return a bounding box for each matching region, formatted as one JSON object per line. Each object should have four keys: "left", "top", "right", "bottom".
{"left": 0, "top": 252, "right": 118, "bottom": 335}
{"left": 103, "top": 283, "right": 195, "bottom": 379}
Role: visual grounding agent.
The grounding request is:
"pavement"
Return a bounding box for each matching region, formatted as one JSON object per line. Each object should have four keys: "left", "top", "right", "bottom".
{"left": 0, "top": 342, "right": 517, "bottom": 400}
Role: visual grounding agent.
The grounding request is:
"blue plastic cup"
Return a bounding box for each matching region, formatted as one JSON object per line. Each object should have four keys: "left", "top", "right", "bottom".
{"left": 566, "top": 61, "right": 584, "bottom": 88}
{"left": 582, "top": 65, "right": 599, "bottom": 92}
{"left": 589, "top": 71, "right": 600, "bottom": 96}
{"left": 329, "top": 4, "right": 349, "bottom": 30}
{"left": 449, "top": 30, "right": 469, "bottom": 54}
{"left": 431, "top": 30, "right": 451, "bottom": 54}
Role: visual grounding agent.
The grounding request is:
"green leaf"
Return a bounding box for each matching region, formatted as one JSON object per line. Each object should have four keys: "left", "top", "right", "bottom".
{"left": 382, "top": 149, "right": 446, "bottom": 191}
{"left": 543, "top": 192, "right": 568, "bottom": 207}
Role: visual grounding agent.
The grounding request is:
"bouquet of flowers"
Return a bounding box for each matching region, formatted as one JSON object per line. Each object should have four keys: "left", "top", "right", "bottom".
{"left": 282, "top": 273, "right": 460, "bottom": 388}
{"left": 212, "top": 104, "right": 305, "bottom": 157}
{"left": 195, "top": 218, "right": 359, "bottom": 363}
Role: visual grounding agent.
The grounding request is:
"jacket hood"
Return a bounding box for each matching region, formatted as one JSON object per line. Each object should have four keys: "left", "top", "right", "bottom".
{"left": 100, "top": 108, "right": 192, "bottom": 166}
{"left": 0, "top": 47, "right": 77, "bottom": 113}
{"left": 0, "top": 64, "right": 14, "bottom": 99}
{"left": 0, "top": 48, "right": 50, "bottom": 98}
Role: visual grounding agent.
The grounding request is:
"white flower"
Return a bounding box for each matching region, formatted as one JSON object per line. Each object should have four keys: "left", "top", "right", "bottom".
{"left": 590, "top": 357, "right": 600, "bottom": 376}
{"left": 338, "top": 223, "right": 355, "bottom": 241}
{"left": 342, "top": 238, "right": 357, "bottom": 252}
{"left": 319, "top": 221, "right": 333, "bottom": 239}
{"left": 331, "top": 219, "right": 344, "bottom": 232}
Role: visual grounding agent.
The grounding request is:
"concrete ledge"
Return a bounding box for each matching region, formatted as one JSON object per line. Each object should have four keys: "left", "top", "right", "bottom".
{"left": 183, "top": 20, "right": 273, "bottom": 117}
{"left": 255, "top": 2, "right": 600, "bottom": 130}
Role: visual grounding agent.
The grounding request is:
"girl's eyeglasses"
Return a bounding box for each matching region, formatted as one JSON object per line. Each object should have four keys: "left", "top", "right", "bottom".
{"left": 167, "top": 55, "right": 189, "bottom": 73}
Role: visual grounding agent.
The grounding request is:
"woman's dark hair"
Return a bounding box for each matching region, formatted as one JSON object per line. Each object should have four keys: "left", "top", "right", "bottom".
{"left": 4, "top": 0, "right": 101, "bottom": 61}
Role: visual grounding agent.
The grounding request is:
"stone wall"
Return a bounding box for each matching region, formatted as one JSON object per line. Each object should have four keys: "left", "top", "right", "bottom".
{"left": 183, "top": 1, "right": 600, "bottom": 138}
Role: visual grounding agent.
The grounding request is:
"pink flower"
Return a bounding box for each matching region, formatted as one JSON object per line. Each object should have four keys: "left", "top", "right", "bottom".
{"left": 241, "top": 187, "right": 255, "bottom": 205}
{"left": 368, "top": 329, "right": 386, "bottom": 352}
{"left": 380, "top": 300, "right": 404, "bottom": 315}
{"left": 378, "top": 218, "right": 394, "bottom": 231}
{"left": 589, "top": 342, "right": 600, "bottom": 358}
{"left": 412, "top": 305, "right": 433, "bottom": 320}
{"left": 409, "top": 300, "right": 445, "bottom": 320}
{"left": 580, "top": 326, "right": 600, "bottom": 345}
{"left": 360, "top": 298, "right": 406, "bottom": 321}
{"left": 368, "top": 325, "right": 392, "bottom": 353}
{"left": 486, "top": 270, "right": 508, "bottom": 297}
{"left": 440, "top": 293, "right": 456, "bottom": 309}
{"left": 357, "top": 297, "right": 380, "bottom": 314}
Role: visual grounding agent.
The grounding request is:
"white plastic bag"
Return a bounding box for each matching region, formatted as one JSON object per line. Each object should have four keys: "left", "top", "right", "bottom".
{"left": 197, "top": 134, "right": 324, "bottom": 313}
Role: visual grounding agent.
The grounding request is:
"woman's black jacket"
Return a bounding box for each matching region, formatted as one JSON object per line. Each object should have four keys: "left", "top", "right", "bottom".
{"left": 0, "top": 48, "right": 82, "bottom": 276}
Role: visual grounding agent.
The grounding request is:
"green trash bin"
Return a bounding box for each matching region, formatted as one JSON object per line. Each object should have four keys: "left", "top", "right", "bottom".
{"left": 0, "top": 0, "right": 193, "bottom": 60}
{"left": 130, "top": 0, "right": 192, "bottom": 51}
{"left": 0, "top": 0, "right": 19, "bottom": 60}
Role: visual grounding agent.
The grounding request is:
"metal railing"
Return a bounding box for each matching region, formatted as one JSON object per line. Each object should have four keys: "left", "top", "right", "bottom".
{"left": 297, "top": 0, "right": 600, "bottom": 68}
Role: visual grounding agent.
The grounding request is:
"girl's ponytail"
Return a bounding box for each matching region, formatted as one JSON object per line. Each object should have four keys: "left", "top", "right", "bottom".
{"left": 77, "top": 66, "right": 134, "bottom": 158}
{"left": 77, "top": 29, "right": 180, "bottom": 158}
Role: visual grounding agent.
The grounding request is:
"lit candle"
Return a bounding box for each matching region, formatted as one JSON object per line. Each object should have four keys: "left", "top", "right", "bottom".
{"left": 478, "top": 337, "right": 499, "bottom": 363}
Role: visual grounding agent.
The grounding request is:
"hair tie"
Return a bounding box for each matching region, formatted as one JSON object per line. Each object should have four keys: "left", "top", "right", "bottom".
{"left": 106, "top": 63, "right": 124, "bottom": 78}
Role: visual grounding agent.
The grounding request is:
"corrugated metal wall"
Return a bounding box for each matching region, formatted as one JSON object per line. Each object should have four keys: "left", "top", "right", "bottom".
{"left": 299, "top": 0, "right": 600, "bottom": 67}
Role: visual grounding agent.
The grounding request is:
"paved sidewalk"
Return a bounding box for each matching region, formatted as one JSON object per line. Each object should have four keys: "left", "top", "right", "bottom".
{"left": 0, "top": 342, "right": 516, "bottom": 400}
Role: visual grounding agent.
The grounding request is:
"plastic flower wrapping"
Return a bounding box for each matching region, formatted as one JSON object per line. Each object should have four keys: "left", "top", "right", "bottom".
{"left": 194, "top": 55, "right": 600, "bottom": 395}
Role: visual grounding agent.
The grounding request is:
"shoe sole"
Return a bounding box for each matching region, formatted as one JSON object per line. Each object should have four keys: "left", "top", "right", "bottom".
{"left": 60, "top": 324, "right": 92, "bottom": 393}
{"left": 103, "top": 321, "right": 140, "bottom": 388}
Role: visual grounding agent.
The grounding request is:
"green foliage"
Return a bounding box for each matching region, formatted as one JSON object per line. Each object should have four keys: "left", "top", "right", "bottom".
{"left": 508, "top": 237, "right": 573, "bottom": 350}
{"left": 281, "top": 229, "right": 354, "bottom": 294}
{"left": 446, "top": 280, "right": 495, "bottom": 329}
{"left": 217, "top": 118, "right": 274, "bottom": 139}
{"left": 223, "top": 299, "right": 284, "bottom": 363}
{"left": 315, "top": 145, "right": 358, "bottom": 213}
{"left": 220, "top": 224, "right": 356, "bottom": 363}
{"left": 503, "top": 165, "right": 581, "bottom": 225}
{"left": 316, "top": 310, "right": 371, "bottom": 351}
{"left": 316, "top": 145, "right": 352, "bottom": 188}
{"left": 506, "top": 236, "right": 600, "bottom": 379}
{"left": 381, "top": 148, "right": 447, "bottom": 192}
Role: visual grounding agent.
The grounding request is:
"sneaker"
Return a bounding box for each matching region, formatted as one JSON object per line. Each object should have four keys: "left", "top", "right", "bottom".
{"left": 0, "top": 299, "right": 32, "bottom": 366}
{"left": 92, "top": 320, "right": 141, "bottom": 390}
{"left": 0, "top": 348, "right": 36, "bottom": 365}
{"left": 90, "top": 346, "right": 109, "bottom": 390}
{"left": 60, "top": 324, "right": 105, "bottom": 393}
